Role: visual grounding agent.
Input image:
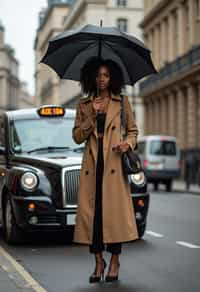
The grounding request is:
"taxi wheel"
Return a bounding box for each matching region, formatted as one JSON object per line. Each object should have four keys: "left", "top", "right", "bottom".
{"left": 4, "top": 196, "right": 24, "bottom": 245}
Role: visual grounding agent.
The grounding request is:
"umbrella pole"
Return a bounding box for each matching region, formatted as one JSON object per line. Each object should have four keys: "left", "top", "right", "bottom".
{"left": 97, "top": 19, "right": 103, "bottom": 98}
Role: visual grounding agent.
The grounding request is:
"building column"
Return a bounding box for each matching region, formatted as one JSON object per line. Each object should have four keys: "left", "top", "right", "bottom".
{"left": 188, "top": 0, "right": 196, "bottom": 47}
{"left": 154, "top": 26, "right": 159, "bottom": 69}
{"left": 154, "top": 97, "right": 160, "bottom": 134}
{"left": 196, "top": 79, "right": 200, "bottom": 147}
{"left": 168, "top": 90, "right": 176, "bottom": 137}
{"left": 177, "top": 87, "right": 185, "bottom": 150}
{"left": 160, "top": 94, "right": 165, "bottom": 134}
{"left": 168, "top": 11, "right": 174, "bottom": 62}
{"left": 149, "top": 99, "right": 155, "bottom": 135}
{"left": 177, "top": 1, "right": 185, "bottom": 56}
{"left": 186, "top": 82, "right": 196, "bottom": 148}
{"left": 160, "top": 19, "right": 166, "bottom": 67}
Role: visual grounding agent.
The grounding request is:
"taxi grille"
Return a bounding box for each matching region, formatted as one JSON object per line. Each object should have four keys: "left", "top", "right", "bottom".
{"left": 62, "top": 166, "right": 81, "bottom": 207}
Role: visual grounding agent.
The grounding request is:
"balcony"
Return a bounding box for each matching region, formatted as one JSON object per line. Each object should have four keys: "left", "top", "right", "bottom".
{"left": 139, "top": 44, "right": 200, "bottom": 96}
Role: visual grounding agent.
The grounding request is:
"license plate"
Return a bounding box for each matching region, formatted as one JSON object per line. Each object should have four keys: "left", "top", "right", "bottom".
{"left": 67, "top": 214, "right": 76, "bottom": 225}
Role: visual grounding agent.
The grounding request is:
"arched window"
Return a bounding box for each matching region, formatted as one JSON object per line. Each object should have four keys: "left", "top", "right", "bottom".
{"left": 117, "top": 18, "right": 128, "bottom": 32}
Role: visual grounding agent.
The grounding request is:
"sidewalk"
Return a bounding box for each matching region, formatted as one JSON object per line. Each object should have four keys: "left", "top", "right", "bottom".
{"left": 0, "top": 246, "right": 42, "bottom": 292}
{"left": 173, "top": 179, "right": 200, "bottom": 195}
{"left": 0, "top": 265, "right": 34, "bottom": 292}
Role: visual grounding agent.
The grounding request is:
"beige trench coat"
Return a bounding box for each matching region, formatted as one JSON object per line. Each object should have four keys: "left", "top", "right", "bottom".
{"left": 72, "top": 93, "right": 139, "bottom": 244}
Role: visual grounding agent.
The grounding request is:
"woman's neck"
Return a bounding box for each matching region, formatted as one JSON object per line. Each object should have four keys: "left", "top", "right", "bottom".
{"left": 99, "top": 90, "right": 110, "bottom": 99}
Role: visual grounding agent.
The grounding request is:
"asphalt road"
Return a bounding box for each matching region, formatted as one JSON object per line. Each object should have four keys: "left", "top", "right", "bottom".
{"left": 0, "top": 188, "right": 200, "bottom": 292}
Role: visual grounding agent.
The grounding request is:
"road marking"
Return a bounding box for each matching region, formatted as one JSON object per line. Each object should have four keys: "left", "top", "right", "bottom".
{"left": 176, "top": 241, "right": 200, "bottom": 248}
{"left": 0, "top": 246, "right": 47, "bottom": 292}
{"left": 146, "top": 230, "right": 164, "bottom": 238}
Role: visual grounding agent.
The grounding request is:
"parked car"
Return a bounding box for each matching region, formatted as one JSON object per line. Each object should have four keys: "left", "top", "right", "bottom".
{"left": 0, "top": 105, "right": 150, "bottom": 244}
{"left": 137, "top": 135, "right": 181, "bottom": 191}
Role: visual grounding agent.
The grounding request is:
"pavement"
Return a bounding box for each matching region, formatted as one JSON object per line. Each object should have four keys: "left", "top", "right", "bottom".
{"left": 0, "top": 246, "right": 43, "bottom": 292}
{"left": 173, "top": 179, "right": 200, "bottom": 194}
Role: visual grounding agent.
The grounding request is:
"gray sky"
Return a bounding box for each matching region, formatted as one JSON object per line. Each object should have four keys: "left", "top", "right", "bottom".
{"left": 0, "top": 0, "right": 47, "bottom": 96}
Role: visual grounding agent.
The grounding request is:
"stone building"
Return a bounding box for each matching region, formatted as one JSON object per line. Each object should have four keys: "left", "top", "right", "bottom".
{"left": 139, "top": 0, "right": 200, "bottom": 178}
{"left": 34, "top": 0, "right": 145, "bottom": 134}
{"left": 0, "top": 21, "right": 33, "bottom": 109}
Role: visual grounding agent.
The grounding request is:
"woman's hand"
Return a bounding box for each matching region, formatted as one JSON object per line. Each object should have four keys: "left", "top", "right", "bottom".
{"left": 113, "top": 141, "right": 130, "bottom": 153}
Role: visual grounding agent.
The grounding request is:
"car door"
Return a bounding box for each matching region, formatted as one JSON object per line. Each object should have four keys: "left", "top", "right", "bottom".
{"left": 0, "top": 114, "right": 7, "bottom": 224}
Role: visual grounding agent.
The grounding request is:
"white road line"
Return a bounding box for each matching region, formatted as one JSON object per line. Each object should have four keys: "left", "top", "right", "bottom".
{"left": 145, "top": 230, "right": 164, "bottom": 237}
{"left": 176, "top": 241, "right": 200, "bottom": 248}
{"left": 0, "top": 246, "right": 47, "bottom": 292}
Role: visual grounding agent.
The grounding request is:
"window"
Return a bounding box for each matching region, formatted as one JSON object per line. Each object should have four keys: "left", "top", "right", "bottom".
{"left": 137, "top": 142, "right": 146, "bottom": 155}
{"left": 149, "top": 140, "right": 176, "bottom": 156}
{"left": 117, "top": 18, "right": 128, "bottom": 32}
{"left": 116, "top": 0, "right": 127, "bottom": 7}
{"left": 196, "top": 0, "right": 200, "bottom": 18}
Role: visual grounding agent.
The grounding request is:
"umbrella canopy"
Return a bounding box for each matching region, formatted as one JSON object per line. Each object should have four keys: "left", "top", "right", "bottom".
{"left": 40, "top": 24, "right": 157, "bottom": 85}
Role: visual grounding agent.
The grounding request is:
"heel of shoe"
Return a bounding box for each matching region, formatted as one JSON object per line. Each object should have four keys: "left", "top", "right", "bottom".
{"left": 105, "top": 262, "right": 120, "bottom": 282}
{"left": 89, "top": 258, "right": 107, "bottom": 283}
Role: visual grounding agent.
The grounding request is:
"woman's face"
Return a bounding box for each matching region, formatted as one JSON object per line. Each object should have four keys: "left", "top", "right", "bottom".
{"left": 96, "top": 65, "right": 110, "bottom": 91}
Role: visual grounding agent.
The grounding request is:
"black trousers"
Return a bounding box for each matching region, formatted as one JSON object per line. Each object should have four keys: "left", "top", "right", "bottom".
{"left": 89, "top": 136, "right": 122, "bottom": 255}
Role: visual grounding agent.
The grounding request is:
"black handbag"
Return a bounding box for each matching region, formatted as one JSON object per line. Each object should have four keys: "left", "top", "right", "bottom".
{"left": 120, "top": 95, "right": 142, "bottom": 175}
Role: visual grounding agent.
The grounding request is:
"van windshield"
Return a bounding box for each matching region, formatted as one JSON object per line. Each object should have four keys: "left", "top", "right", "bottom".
{"left": 150, "top": 140, "right": 176, "bottom": 156}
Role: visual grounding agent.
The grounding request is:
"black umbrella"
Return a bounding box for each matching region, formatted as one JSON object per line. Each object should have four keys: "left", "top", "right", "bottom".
{"left": 40, "top": 24, "right": 157, "bottom": 85}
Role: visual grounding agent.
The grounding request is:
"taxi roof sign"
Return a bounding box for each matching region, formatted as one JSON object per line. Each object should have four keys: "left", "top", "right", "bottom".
{"left": 37, "top": 106, "right": 65, "bottom": 117}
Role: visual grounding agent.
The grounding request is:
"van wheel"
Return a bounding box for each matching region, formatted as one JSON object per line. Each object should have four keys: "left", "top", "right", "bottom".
{"left": 153, "top": 183, "right": 158, "bottom": 191}
{"left": 166, "top": 180, "right": 172, "bottom": 192}
{"left": 4, "top": 196, "right": 24, "bottom": 245}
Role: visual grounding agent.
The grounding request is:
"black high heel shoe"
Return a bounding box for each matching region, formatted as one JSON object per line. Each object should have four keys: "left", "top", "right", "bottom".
{"left": 105, "top": 262, "right": 120, "bottom": 282}
{"left": 89, "top": 258, "right": 107, "bottom": 283}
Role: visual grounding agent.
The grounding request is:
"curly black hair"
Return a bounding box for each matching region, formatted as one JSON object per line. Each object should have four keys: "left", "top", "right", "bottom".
{"left": 80, "top": 57, "right": 124, "bottom": 96}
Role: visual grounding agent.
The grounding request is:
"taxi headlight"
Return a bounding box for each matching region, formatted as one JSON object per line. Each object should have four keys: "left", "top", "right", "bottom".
{"left": 130, "top": 172, "right": 145, "bottom": 186}
{"left": 21, "top": 172, "right": 38, "bottom": 191}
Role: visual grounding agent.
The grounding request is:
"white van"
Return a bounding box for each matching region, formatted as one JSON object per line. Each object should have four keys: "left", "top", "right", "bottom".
{"left": 136, "top": 135, "right": 181, "bottom": 191}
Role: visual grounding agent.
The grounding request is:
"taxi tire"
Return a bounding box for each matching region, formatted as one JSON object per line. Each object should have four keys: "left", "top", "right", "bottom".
{"left": 4, "top": 196, "right": 24, "bottom": 245}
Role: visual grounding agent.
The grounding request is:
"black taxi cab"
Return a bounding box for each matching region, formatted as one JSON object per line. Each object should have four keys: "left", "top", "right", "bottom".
{"left": 0, "top": 105, "right": 150, "bottom": 244}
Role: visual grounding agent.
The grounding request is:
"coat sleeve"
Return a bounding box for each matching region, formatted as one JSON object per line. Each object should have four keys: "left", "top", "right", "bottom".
{"left": 123, "top": 95, "right": 139, "bottom": 151}
{"left": 72, "top": 101, "right": 97, "bottom": 144}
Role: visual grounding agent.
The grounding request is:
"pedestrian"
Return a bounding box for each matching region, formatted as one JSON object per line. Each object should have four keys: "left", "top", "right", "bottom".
{"left": 72, "top": 57, "right": 139, "bottom": 283}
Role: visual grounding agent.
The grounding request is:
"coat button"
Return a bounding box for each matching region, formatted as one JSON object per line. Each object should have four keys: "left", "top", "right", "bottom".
{"left": 112, "top": 125, "right": 116, "bottom": 130}
{"left": 85, "top": 170, "right": 89, "bottom": 175}
{"left": 89, "top": 149, "right": 92, "bottom": 154}
{"left": 111, "top": 169, "right": 115, "bottom": 174}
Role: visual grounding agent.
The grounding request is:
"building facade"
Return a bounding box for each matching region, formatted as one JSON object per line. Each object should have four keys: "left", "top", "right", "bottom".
{"left": 139, "top": 0, "right": 200, "bottom": 180}
{"left": 35, "top": 0, "right": 145, "bottom": 135}
{"left": 0, "top": 21, "right": 33, "bottom": 109}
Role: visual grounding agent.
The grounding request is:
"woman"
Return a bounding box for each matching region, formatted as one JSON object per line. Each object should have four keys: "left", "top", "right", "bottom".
{"left": 72, "top": 57, "right": 139, "bottom": 283}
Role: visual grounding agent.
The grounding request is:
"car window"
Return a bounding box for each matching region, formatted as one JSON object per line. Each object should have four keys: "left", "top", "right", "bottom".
{"left": 137, "top": 141, "right": 145, "bottom": 155}
{"left": 149, "top": 140, "right": 176, "bottom": 156}
{"left": 10, "top": 117, "right": 84, "bottom": 153}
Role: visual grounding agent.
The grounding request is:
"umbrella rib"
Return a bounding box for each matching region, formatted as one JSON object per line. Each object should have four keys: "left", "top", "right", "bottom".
{"left": 60, "top": 41, "right": 98, "bottom": 78}
{"left": 104, "top": 41, "right": 134, "bottom": 85}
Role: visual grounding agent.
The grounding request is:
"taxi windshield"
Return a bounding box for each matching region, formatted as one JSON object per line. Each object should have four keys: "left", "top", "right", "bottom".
{"left": 10, "top": 118, "right": 84, "bottom": 153}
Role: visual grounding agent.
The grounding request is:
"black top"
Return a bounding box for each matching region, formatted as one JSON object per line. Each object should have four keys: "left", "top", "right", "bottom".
{"left": 96, "top": 112, "right": 106, "bottom": 134}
